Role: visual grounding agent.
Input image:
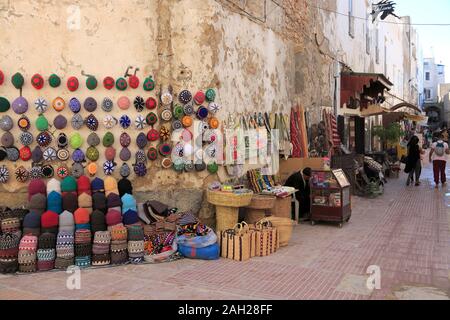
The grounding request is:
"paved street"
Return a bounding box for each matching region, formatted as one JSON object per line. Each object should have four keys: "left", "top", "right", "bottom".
{"left": 0, "top": 162, "right": 449, "bottom": 300}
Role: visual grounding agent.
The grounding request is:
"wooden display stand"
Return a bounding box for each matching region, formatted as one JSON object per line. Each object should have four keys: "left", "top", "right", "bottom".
{"left": 310, "top": 169, "right": 352, "bottom": 228}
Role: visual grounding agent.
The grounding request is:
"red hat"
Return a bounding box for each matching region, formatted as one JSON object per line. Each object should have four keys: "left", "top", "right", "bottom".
{"left": 0, "top": 70, "right": 4, "bottom": 85}
{"left": 67, "top": 76, "right": 79, "bottom": 92}
{"left": 74, "top": 208, "right": 90, "bottom": 224}
{"left": 146, "top": 97, "right": 157, "bottom": 110}
{"left": 106, "top": 209, "right": 122, "bottom": 226}
{"left": 147, "top": 128, "right": 159, "bottom": 141}
{"left": 20, "top": 146, "right": 32, "bottom": 161}
{"left": 31, "top": 74, "right": 44, "bottom": 90}
{"left": 103, "top": 76, "right": 115, "bottom": 90}
{"left": 194, "top": 91, "right": 206, "bottom": 105}
{"left": 28, "top": 179, "right": 47, "bottom": 200}
{"left": 105, "top": 147, "right": 116, "bottom": 161}
{"left": 77, "top": 175, "right": 91, "bottom": 196}
{"left": 41, "top": 210, "right": 59, "bottom": 228}
{"left": 128, "top": 75, "right": 140, "bottom": 89}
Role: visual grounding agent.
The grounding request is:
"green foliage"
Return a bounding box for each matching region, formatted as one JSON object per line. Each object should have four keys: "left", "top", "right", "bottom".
{"left": 372, "top": 123, "right": 405, "bottom": 145}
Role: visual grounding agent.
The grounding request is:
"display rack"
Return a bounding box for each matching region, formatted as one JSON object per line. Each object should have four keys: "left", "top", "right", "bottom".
{"left": 310, "top": 169, "right": 351, "bottom": 228}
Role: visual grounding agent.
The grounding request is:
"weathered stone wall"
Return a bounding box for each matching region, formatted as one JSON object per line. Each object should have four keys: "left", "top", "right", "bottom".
{"left": 0, "top": 0, "right": 300, "bottom": 219}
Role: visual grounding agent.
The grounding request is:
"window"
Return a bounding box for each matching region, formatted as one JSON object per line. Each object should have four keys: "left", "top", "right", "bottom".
{"left": 424, "top": 89, "right": 431, "bottom": 99}
{"left": 375, "top": 27, "right": 379, "bottom": 64}
{"left": 425, "top": 72, "right": 430, "bottom": 81}
{"left": 348, "top": 0, "right": 355, "bottom": 38}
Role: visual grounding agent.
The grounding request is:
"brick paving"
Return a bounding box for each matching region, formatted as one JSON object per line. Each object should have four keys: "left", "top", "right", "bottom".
{"left": 0, "top": 162, "right": 448, "bottom": 300}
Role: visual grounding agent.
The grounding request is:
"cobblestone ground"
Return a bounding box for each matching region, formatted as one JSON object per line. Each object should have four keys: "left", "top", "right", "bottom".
{"left": 0, "top": 162, "right": 448, "bottom": 300}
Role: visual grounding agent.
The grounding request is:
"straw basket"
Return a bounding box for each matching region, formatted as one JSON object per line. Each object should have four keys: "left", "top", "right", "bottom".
{"left": 261, "top": 216, "right": 296, "bottom": 247}
{"left": 270, "top": 196, "right": 292, "bottom": 219}
{"left": 207, "top": 190, "right": 253, "bottom": 235}
{"left": 244, "top": 195, "right": 276, "bottom": 224}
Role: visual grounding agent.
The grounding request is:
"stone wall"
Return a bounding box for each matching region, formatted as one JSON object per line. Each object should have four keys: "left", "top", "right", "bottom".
{"left": 0, "top": 0, "right": 305, "bottom": 220}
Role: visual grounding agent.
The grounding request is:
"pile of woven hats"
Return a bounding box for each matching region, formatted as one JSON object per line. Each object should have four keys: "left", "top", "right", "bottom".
{"left": 127, "top": 225, "right": 145, "bottom": 264}
{"left": 23, "top": 211, "right": 41, "bottom": 236}
{"left": 105, "top": 177, "right": 121, "bottom": 212}
{"left": 74, "top": 208, "right": 90, "bottom": 231}
{"left": 92, "top": 231, "right": 111, "bottom": 266}
{"left": 77, "top": 176, "right": 92, "bottom": 215}
{"left": 91, "top": 178, "right": 106, "bottom": 213}
{"left": 121, "top": 194, "right": 139, "bottom": 227}
{"left": 18, "top": 235, "right": 38, "bottom": 273}
{"left": 59, "top": 210, "right": 75, "bottom": 234}
{"left": 74, "top": 229, "right": 91, "bottom": 268}
{"left": 41, "top": 210, "right": 59, "bottom": 235}
{"left": 61, "top": 176, "right": 78, "bottom": 213}
{"left": 37, "top": 233, "right": 56, "bottom": 271}
{"left": 118, "top": 176, "right": 133, "bottom": 197}
{"left": 0, "top": 232, "right": 20, "bottom": 273}
{"left": 91, "top": 210, "right": 106, "bottom": 234}
{"left": 110, "top": 224, "right": 128, "bottom": 265}
{"left": 28, "top": 179, "right": 47, "bottom": 215}
{"left": 47, "top": 178, "right": 62, "bottom": 214}
{"left": 55, "top": 231, "right": 74, "bottom": 269}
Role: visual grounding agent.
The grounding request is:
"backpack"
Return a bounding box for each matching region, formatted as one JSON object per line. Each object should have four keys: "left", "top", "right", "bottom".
{"left": 435, "top": 141, "right": 446, "bottom": 157}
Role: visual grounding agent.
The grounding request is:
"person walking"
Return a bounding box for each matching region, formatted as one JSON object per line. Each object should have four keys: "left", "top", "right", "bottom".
{"left": 429, "top": 134, "right": 449, "bottom": 188}
{"left": 405, "top": 135, "right": 423, "bottom": 186}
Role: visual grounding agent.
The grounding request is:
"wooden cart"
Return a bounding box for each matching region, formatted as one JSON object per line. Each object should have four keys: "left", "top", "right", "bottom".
{"left": 310, "top": 169, "right": 352, "bottom": 228}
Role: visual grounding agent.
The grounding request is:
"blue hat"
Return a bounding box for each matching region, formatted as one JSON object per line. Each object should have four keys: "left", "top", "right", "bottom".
{"left": 123, "top": 209, "right": 139, "bottom": 225}
{"left": 91, "top": 177, "right": 104, "bottom": 193}
{"left": 47, "top": 191, "right": 63, "bottom": 214}
{"left": 75, "top": 223, "right": 91, "bottom": 230}
{"left": 23, "top": 211, "right": 41, "bottom": 228}
{"left": 121, "top": 193, "right": 137, "bottom": 214}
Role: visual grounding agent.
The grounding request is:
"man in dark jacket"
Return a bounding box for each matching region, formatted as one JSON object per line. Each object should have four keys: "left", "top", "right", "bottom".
{"left": 284, "top": 167, "right": 312, "bottom": 221}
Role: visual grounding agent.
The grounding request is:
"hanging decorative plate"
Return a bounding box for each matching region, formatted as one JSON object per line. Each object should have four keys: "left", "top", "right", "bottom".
{"left": 116, "top": 77, "right": 128, "bottom": 91}
{"left": 15, "top": 166, "right": 29, "bottom": 183}
{"left": 145, "top": 97, "right": 157, "bottom": 110}
{"left": 173, "top": 104, "right": 184, "bottom": 120}
{"left": 69, "top": 97, "right": 81, "bottom": 113}
{"left": 184, "top": 161, "right": 195, "bottom": 172}
{"left": 203, "top": 129, "right": 218, "bottom": 143}
{"left": 143, "top": 76, "right": 155, "bottom": 91}
{"left": 147, "top": 147, "right": 158, "bottom": 161}
{"left": 134, "top": 162, "right": 147, "bottom": 176}
{"left": 129, "top": 74, "right": 140, "bottom": 89}
{"left": 120, "top": 132, "right": 131, "bottom": 148}
{"left": 0, "top": 165, "right": 10, "bottom": 183}
{"left": 34, "top": 97, "right": 48, "bottom": 114}
{"left": 19, "top": 146, "right": 32, "bottom": 161}
{"left": 161, "top": 91, "right": 173, "bottom": 106}
{"left": 159, "top": 143, "right": 172, "bottom": 156}
{"left": 29, "top": 166, "right": 43, "bottom": 180}
{"left": 146, "top": 128, "right": 159, "bottom": 141}
{"left": 84, "top": 97, "right": 97, "bottom": 112}
{"left": 161, "top": 158, "right": 172, "bottom": 169}
{"left": 172, "top": 158, "right": 184, "bottom": 172}
{"left": 56, "top": 166, "right": 69, "bottom": 179}
{"left": 197, "top": 106, "right": 209, "bottom": 120}
{"left": 159, "top": 126, "right": 171, "bottom": 141}
{"left": 181, "top": 129, "right": 193, "bottom": 142}
{"left": 43, "top": 147, "right": 57, "bottom": 161}
{"left": 42, "top": 165, "right": 54, "bottom": 178}
{"left": 160, "top": 108, "right": 172, "bottom": 122}
{"left": 86, "top": 114, "right": 99, "bottom": 131}
{"left": 194, "top": 91, "right": 205, "bottom": 105}
{"left": 31, "top": 73, "right": 44, "bottom": 90}
{"left": 134, "top": 96, "right": 145, "bottom": 112}
{"left": 173, "top": 143, "right": 184, "bottom": 158}
{"left": 67, "top": 76, "right": 79, "bottom": 92}
{"left": 19, "top": 132, "right": 33, "bottom": 146}
{"left": 182, "top": 115, "right": 193, "bottom": 128}
{"left": 208, "top": 102, "right": 221, "bottom": 114}
{"left": 135, "top": 150, "right": 147, "bottom": 164}
{"left": 172, "top": 120, "right": 182, "bottom": 131}
{"left": 205, "top": 88, "right": 216, "bottom": 102}
{"left": 18, "top": 115, "right": 31, "bottom": 131}
{"left": 183, "top": 102, "right": 194, "bottom": 115}
{"left": 135, "top": 115, "right": 146, "bottom": 130}
{"left": 57, "top": 149, "right": 70, "bottom": 161}
{"left": 71, "top": 114, "right": 84, "bottom": 130}
{"left": 72, "top": 149, "right": 85, "bottom": 163}
{"left": 179, "top": 90, "right": 192, "bottom": 104}
{"left": 205, "top": 143, "right": 218, "bottom": 159}
{"left": 103, "top": 76, "right": 115, "bottom": 90}
{"left": 146, "top": 112, "right": 158, "bottom": 126}
{"left": 57, "top": 133, "right": 68, "bottom": 149}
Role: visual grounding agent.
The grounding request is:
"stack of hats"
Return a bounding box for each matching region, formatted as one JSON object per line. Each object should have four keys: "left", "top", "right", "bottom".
{"left": 104, "top": 177, "right": 119, "bottom": 197}
{"left": 46, "top": 178, "right": 62, "bottom": 214}
{"left": 107, "top": 193, "right": 122, "bottom": 212}
{"left": 18, "top": 235, "right": 38, "bottom": 273}
{"left": 41, "top": 210, "right": 59, "bottom": 234}
{"left": 110, "top": 224, "right": 128, "bottom": 265}
{"left": 92, "top": 177, "right": 107, "bottom": 213}
{"left": 118, "top": 177, "right": 133, "bottom": 197}
{"left": 77, "top": 176, "right": 93, "bottom": 215}
{"left": 37, "top": 233, "right": 56, "bottom": 271}
{"left": 28, "top": 179, "right": 46, "bottom": 201}
{"left": 61, "top": 176, "right": 78, "bottom": 213}
{"left": 74, "top": 229, "right": 91, "bottom": 267}
{"left": 91, "top": 177, "right": 105, "bottom": 194}
{"left": 121, "top": 194, "right": 139, "bottom": 226}
{"left": 106, "top": 208, "right": 122, "bottom": 229}
{"left": 55, "top": 231, "right": 74, "bottom": 269}
{"left": 1, "top": 215, "right": 21, "bottom": 236}
{"left": 28, "top": 193, "right": 47, "bottom": 216}
{"left": 59, "top": 210, "right": 75, "bottom": 234}
{"left": 74, "top": 208, "right": 90, "bottom": 231}
{"left": 127, "top": 225, "right": 145, "bottom": 264}
{"left": 0, "top": 233, "right": 20, "bottom": 273}
{"left": 92, "top": 231, "right": 111, "bottom": 266}
{"left": 91, "top": 210, "right": 106, "bottom": 234}
{"left": 22, "top": 211, "right": 41, "bottom": 236}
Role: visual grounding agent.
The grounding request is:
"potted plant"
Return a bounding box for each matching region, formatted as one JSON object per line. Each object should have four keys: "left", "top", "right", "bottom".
{"left": 372, "top": 122, "right": 405, "bottom": 150}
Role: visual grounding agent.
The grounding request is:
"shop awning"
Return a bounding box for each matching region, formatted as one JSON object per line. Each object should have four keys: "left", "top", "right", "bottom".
{"left": 404, "top": 114, "right": 427, "bottom": 122}
{"left": 341, "top": 72, "right": 393, "bottom": 110}
{"left": 360, "top": 104, "right": 391, "bottom": 117}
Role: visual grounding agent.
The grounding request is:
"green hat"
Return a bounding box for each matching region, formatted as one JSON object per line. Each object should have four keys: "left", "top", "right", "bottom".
{"left": 35, "top": 114, "right": 49, "bottom": 131}
{"left": 61, "top": 176, "right": 77, "bottom": 192}
{"left": 69, "top": 132, "right": 83, "bottom": 149}
{"left": 115, "top": 77, "right": 127, "bottom": 91}
{"left": 206, "top": 88, "right": 216, "bottom": 102}
{"left": 11, "top": 72, "right": 24, "bottom": 89}
{"left": 86, "top": 146, "right": 99, "bottom": 161}
{"left": 0, "top": 97, "right": 10, "bottom": 112}
{"left": 173, "top": 104, "right": 184, "bottom": 119}
{"left": 86, "top": 76, "right": 97, "bottom": 90}
{"left": 48, "top": 74, "right": 61, "bottom": 88}
{"left": 103, "top": 132, "right": 114, "bottom": 147}
{"left": 207, "top": 162, "right": 219, "bottom": 174}
{"left": 143, "top": 76, "right": 155, "bottom": 91}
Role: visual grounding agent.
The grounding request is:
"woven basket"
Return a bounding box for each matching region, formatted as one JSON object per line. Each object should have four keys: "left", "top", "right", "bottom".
{"left": 246, "top": 195, "right": 276, "bottom": 210}
{"left": 206, "top": 190, "right": 253, "bottom": 208}
{"left": 215, "top": 206, "right": 239, "bottom": 236}
{"left": 244, "top": 209, "right": 268, "bottom": 224}
{"left": 260, "top": 216, "right": 295, "bottom": 247}
{"left": 270, "top": 196, "right": 291, "bottom": 219}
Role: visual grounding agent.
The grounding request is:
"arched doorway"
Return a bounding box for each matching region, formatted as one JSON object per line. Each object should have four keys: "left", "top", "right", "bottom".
{"left": 424, "top": 106, "right": 441, "bottom": 130}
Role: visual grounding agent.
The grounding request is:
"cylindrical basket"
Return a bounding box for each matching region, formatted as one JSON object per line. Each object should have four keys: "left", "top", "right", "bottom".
{"left": 244, "top": 209, "right": 267, "bottom": 224}
{"left": 260, "top": 216, "right": 296, "bottom": 247}
{"left": 206, "top": 190, "right": 253, "bottom": 208}
{"left": 270, "top": 196, "right": 292, "bottom": 219}
{"left": 246, "top": 195, "right": 276, "bottom": 210}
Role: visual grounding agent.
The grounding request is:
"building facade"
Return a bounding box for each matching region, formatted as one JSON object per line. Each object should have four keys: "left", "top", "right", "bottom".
{"left": 423, "top": 58, "right": 446, "bottom": 129}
